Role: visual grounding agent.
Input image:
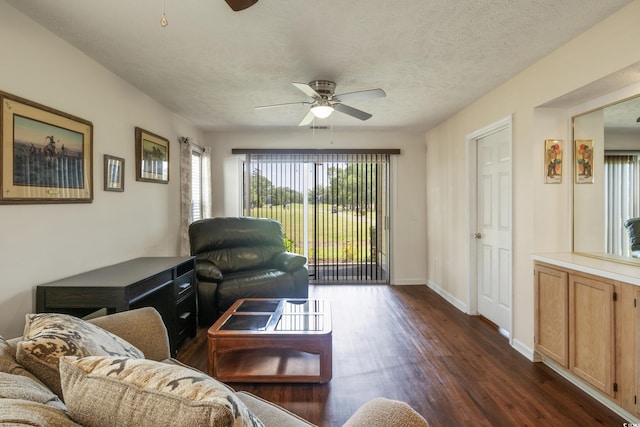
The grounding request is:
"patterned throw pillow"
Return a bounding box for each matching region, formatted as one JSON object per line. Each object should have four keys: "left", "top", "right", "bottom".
{"left": 59, "top": 356, "right": 265, "bottom": 427}
{"left": 16, "top": 313, "right": 144, "bottom": 398}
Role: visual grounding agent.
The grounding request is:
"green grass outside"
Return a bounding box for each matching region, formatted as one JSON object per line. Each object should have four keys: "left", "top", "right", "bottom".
{"left": 250, "top": 203, "right": 375, "bottom": 262}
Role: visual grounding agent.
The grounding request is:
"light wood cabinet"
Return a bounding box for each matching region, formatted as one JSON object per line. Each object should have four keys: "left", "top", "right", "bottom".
{"left": 534, "top": 262, "right": 638, "bottom": 412}
{"left": 568, "top": 273, "right": 616, "bottom": 396}
{"left": 534, "top": 265, "right": 568, "bottom": 367}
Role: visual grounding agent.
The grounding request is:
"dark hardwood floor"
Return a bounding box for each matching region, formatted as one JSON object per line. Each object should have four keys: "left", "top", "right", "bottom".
{"left": 177, "top": 284, "right": 627, "bottom": 427}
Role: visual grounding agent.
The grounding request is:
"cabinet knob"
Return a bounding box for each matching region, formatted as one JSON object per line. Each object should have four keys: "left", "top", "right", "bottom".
{"left": 474, "top": 232, "right": 482, "bottom": 239}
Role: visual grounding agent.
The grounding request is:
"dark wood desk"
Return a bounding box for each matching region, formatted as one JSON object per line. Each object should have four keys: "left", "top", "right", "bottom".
{"left": 36, "top": 256, "right": 196, "bottom": 356}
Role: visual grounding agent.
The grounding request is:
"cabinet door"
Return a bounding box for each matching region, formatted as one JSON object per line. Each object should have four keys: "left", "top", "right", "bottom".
{"left": 534, "top": 264, "right": 569, "bottom": 367}
{"left": 636, "top": 290, "right": 640, "bottom": 416}
{"left": 569, "top": 274, "right": 616, "bottom": 396}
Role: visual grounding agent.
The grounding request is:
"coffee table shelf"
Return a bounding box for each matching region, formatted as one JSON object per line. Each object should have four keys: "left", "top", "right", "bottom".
{"left": 207, "top": 298, "right": 332, "bottom": 383}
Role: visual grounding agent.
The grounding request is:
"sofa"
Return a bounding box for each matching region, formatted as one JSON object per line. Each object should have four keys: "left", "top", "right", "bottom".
{"left": 189, "top": 217, "right": 309, "bottom": 326}
{"left": 0, "top": 307, "right": 430, "bottom": 427}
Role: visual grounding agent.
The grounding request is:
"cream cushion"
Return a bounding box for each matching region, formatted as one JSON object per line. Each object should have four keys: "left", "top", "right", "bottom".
{"left": 342, "top": 397, "right": 430, "bottom": 427}
{"left": 16, "top": 313, "right": 144, "bottom": 397}
{"left": 0, "top": 334, "right": 40, "bottom": 382}
{"left": 59, "top": 355, "right": 265, "bottom": 427}
{"left": 0, "top": 372, "right": 67, "bottom": 411}
{"left": 0, "top": 399, "right": 81, "bottom": 427}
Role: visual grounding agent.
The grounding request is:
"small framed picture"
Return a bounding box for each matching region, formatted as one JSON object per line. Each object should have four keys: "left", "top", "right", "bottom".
{"left": 544, "top": 139, "right": 562, "bottom": 184}
{"left": 575, "top": 139, "right": 594, "bottom": 184}
{"left": 135, "top": 126, "right": 169, "bottom": 184}
{"left": 104, "top": 155, "right": 124, "bottom": 192}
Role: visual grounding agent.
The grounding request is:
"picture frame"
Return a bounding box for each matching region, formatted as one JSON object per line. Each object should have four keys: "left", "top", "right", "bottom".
{"left": 0, "top": 91, "right": 93, "bottom": 204}
{"left": 544, "top": 139, "right": 562, "bottom": 184}
{"left": 575, "top": 139, "right": 594, "bottom": 184}
{"left": 104, "top": 154, "right": 125, "bottom": 192}
{"left": 135, "top": 126, "right": 169, "bottom": 184}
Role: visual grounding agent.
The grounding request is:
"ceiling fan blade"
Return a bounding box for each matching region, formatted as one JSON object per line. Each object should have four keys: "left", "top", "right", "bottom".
{"left": 292, "top": 82, "right": 321, "bottom": 99}
{"left": 298, "top": 110, "right": 316, "bottom": 127}
{"left": 334, "top": 88, "right": 386, "bottom": 103}
{"left": 255, "top": 101, "right": 311, "bottom": 109}
{"left": 334, "top": 103, "right": 373, "bottom": 121}
{"left": 225, "top": 0, "right": 258, "bottom": 11}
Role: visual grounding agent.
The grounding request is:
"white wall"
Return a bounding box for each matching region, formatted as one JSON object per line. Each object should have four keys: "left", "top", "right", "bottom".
{"left": 573, "top": 110, "right": 606, "bottom": 253}
{"left": 605, "top": 129, "right": 640, "bottom": 150}
{"left": 0, "top": 3, "right": 203, "bottom": 337}
{"left": 204, "top": 129, "right": 428, "bottom": 286}
{"left": 426, "top": 0, "right": 640, "bottom": 356}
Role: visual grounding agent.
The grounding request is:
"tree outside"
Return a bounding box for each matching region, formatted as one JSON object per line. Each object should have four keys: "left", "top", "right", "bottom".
{"left": 247, "top": 163, "right": 379, "bottom": 266}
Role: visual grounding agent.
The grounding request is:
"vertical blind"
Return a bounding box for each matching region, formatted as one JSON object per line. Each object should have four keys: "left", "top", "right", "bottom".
{"left": 235, "top": 149, "right": 397, "bottom": 284}
{"left": 605, "top": 154, "right": 640, "bottom": 256}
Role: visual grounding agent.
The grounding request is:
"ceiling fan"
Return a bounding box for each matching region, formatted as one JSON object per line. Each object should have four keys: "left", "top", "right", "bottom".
{"left": 256, "top": 80, "right": 386, "bottom": 126}
{"left": 225, "top": 0, "right": 258, "bottom": 11}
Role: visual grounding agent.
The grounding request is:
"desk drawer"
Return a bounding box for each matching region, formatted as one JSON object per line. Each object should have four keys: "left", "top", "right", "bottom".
{"left": 175, "top": 294, "right": 196, "bottom": 345}
{"left": 174, "top": 271, "right": 194, "bottom": 301}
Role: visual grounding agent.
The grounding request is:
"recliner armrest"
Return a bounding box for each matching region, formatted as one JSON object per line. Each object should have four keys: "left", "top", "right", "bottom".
{"left": 196, "top": 263, "right": 223, "bottom": 283}
{"left": 273, "top": 252, "right": 307, "bottom": 273}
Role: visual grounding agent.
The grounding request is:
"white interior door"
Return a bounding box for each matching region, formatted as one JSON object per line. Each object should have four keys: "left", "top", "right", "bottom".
{"left": 475, "top": 127, "right": 512, "bottom": 335}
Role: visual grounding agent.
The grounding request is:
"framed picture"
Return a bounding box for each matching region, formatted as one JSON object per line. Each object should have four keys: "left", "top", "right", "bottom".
{"left": 544, "top": 139, "right": 562, "bottom": 184}
{"left": 575, "top": 139, "right": 594, "bottom": 184}
{"left": 0, "top": 91, "right": 93, "bottom": 203}
{"left": 135, "top": 127, "right": 169, "bottom": 184}
{"left": 104, "top": 154, "right": 124, "bottom": 192}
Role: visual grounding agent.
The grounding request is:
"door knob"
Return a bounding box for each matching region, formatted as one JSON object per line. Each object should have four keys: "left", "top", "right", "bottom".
{"left": 474, "top": 232, "right": 482, "bottom": 239}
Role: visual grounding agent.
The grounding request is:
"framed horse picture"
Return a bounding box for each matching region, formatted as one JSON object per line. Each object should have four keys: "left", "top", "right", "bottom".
{"left": 0, "top": 91, "right": 93, "bottom": 203}
{"left": 135, "top": 127, "right": 169, "bottom": 184}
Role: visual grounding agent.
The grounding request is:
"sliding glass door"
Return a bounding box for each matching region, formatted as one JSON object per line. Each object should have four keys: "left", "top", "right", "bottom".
{"left": 241, "top": 151, "right": 391, "bottom": 284}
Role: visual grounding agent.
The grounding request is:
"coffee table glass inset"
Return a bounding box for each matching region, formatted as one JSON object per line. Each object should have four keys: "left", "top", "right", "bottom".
{"left": 207, "top": 298, "right": 332, "bottom": 383}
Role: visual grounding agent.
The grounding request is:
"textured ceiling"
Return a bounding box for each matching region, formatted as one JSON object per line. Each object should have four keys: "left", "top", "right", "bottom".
{"left": 6, "top": 0, "right": 635, "bottom": 132}
{"left": 604, "top": 96, "right": 640, "bottom": 130}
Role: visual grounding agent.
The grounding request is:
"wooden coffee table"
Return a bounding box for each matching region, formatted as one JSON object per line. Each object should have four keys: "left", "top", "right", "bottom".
{"left": 207, "top": 298, "right": 332, "bottom": 383}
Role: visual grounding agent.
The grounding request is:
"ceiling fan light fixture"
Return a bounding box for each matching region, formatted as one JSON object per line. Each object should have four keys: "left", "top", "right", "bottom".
{"left": 310, "top": 101, "right": 334, "bottom": 119}
{"left": 160, "top": 0, "right": 168, "bottom": 27}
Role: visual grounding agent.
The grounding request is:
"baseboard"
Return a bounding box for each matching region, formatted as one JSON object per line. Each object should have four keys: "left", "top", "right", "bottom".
{"left": 510, "top": 338, "right": 535, "bottom": 361}
{"left": 391, "top": 279, "right": 427, "bottom": 285}
{"left": 426, "top": 280, "right": 468, "bottom": 313}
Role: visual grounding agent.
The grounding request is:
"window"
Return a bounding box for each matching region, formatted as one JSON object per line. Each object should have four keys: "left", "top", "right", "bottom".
{"left": 191, "top": 147, "right": 203, "bottom": 222}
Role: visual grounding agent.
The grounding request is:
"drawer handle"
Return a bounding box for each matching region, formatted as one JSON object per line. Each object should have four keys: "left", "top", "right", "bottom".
{"left": 179, "top": 312, "right": 191, "bottom": 320}
{"left": 178, "top": 283, "right": 192, "bottom": 292}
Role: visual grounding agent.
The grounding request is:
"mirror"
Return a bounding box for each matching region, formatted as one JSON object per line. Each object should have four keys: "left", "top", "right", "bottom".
{"left": 573, "top": 95, "right": 640, "bottom": 264}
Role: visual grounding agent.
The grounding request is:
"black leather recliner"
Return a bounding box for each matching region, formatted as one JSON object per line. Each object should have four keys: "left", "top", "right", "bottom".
{"left": 189, "top": 217, "right": 309, "bottom": 326}
{"left": 624, "top": 218, "right": 640, "bottom": 258}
